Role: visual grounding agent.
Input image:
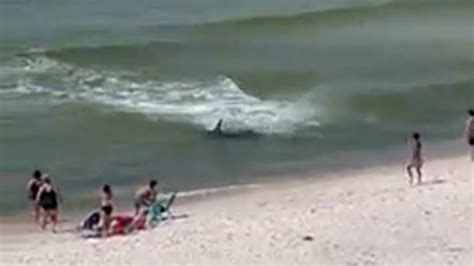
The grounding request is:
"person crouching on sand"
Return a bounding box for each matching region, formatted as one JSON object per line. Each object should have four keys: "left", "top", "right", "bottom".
{"left": 464, "top": 109, "right": 474, "bottom": 162}
{"left": 27, "top": 170, "right": 43, "bottom": 223}
{"left": 406, "top": 132, "right": 424, "bottom": 185}
{"left": 35, "top": 176, "right": 61, "bottom": 232}
{"left": 134, "top": 180, "right": 158, "bottom": 215}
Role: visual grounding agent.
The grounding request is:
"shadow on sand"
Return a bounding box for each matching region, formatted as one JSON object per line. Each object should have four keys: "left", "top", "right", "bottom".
{"left": 419, "top": 179, "right": 446, "bottom": 186}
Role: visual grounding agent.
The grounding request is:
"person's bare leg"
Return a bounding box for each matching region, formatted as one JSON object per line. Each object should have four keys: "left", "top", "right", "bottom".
{"left": 51, "top": 210, "right": 58, "bottom": 233}
{"left": 407, "top": 165, "right": 414, "bottom": 185}
{"left": 470, "top": 146, "right": 474, "bottom": 162}
{"left": 32, "top": 204, "right": 40, "bottom": 223}
{"left": 41, "top": 212, "right": 48, "bottom": 230}
{"left": 416, "top": 166, "right": 422, "bottom": 184}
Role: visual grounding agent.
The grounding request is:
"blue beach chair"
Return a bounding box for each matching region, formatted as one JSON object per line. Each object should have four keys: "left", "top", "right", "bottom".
{"left": 147, "top": 192, "right": 177, "bottom": 227}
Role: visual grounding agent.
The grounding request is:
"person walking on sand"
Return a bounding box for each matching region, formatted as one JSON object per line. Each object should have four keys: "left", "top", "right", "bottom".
{"left": 35, "top": 176, "right": 60, "bottom": 233}
{"left": 134, "top": 180, "right": 158, "bottom": 215}
{"left": 27, "top": 170, "right": 43, "bottom": 223}
{"left": 464, "top": 109, "right": 474, "bottom": 162}
{"left": 406, "top": 133, "right": 424, "bottom": 185}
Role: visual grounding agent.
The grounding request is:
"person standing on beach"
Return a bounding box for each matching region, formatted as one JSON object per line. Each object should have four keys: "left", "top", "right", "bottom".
{"left": 406, "top": 133, "right": 423, "bottom": 185}
{"left": 26, "top": 170, "right": 43, "bottom": 222}
{"left": 35, "top": 176, "right": 60, "bottom": 233}
{"left": 464, "top": 109, "right": 474, "bottom": 162}
{"left": 134, "top": 180, "right": 158, "bottom": 215}
{"left": 99, "top": 185, "right": 114, "bottom": 237}
{"left": 98, "top": 207, "right": 113, "bottom": 238}
{"left": 100, "top": 184, "right": 113, "bottom": 212}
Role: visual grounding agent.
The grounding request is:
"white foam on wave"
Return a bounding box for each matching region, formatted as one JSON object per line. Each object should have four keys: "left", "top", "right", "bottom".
{"left": 169, "top": 183, "right": 262, "bottom": 200}
{"left": 1, "top": 56, "right": 320, "bottom": 134}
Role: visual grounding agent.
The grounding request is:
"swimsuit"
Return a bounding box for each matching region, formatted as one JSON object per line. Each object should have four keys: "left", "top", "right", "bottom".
{"left": 39, "top": 189, "right": 58, "bottom": 210}
{"left": 101, "top": 196, "right": 114, "bottom": 214}
{"left": 28, "top": 182, "right": 40, "bottom": 201}
{"left": 102, "top": 205, "right": 113, "bottom": 215}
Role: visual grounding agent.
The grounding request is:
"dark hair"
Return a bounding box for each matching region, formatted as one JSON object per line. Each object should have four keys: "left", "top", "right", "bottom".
{"left": 43, "top": 177, "right": 51, "bottom": 184}
{"left": 469, "top": 109, "right": 474, "bottom": 116}
{"left": 412, "top": 132, "right": 420, "bottom": 139}
{"left": 149, "top": 180, "right": 158, "bottom": 188}
{"left": 102, "top": 184, "right": 112, "bottom": 194}
{"left": 33, "top": 170, "right": 42, "bottom": 179}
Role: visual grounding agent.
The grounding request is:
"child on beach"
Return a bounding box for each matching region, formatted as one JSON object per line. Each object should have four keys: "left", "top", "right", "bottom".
{"left": 464, "top": 109, "right": 474, "bottom": 161}
{"left": 406, "top": 132, "right": 423, "bottom": 185}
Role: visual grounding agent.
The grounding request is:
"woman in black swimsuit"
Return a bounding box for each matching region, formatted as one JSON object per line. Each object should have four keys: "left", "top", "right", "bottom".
{"left": 100, "top": 185, "right": 113, "bottom": 211}
{"left": 99, "top": 184, "right": 114, "bottom": 237}
{"left": 35, "top": 177, "right": 60, "bottom": 232}
{"left": 27, "top": 170, "right": 43, "bottom": 222}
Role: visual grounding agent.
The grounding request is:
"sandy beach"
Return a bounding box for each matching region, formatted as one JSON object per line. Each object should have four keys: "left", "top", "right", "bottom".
{"left": 1, "top": 153, "right": 472, "bottom": 266}
{"left": 1, "top": 0, "right": 473, "bottom": 265}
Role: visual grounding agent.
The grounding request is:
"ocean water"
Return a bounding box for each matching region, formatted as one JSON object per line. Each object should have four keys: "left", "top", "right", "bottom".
{"left": 0, "top": 0, "right": 473, "bottom": 215}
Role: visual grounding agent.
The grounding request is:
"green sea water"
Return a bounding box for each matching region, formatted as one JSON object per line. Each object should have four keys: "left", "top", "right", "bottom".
{"left": 0, "top": 0, "right": 473, "bottom": 215}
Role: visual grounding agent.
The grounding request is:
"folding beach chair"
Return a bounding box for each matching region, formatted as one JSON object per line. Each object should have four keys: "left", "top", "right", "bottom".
{"left": 147, "top": 192, "right": 177, "bottom": 227}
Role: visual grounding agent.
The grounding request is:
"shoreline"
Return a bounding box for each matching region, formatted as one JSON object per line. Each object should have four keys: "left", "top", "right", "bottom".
{"left": 1, "top": 150, "right": 472, "bottom": 265}
{"left": 0, "top": 138, "right": 466, "bottom": 221}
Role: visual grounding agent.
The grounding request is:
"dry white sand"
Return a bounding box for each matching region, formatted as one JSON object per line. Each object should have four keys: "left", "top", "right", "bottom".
{"left": 1, "top": 155, "right": 472, "bottom": 266}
